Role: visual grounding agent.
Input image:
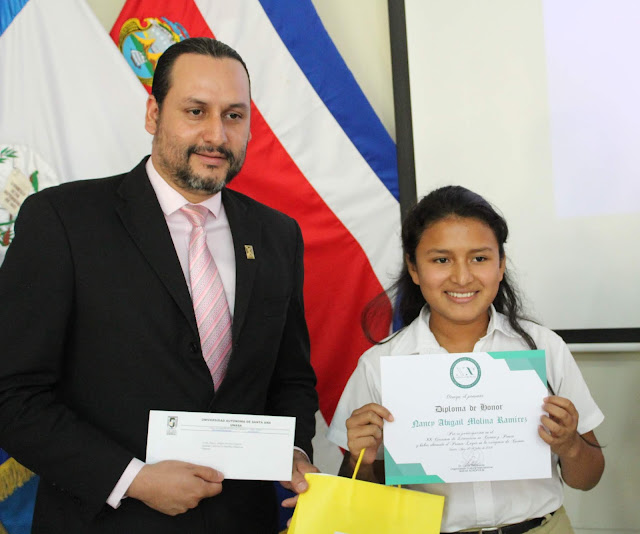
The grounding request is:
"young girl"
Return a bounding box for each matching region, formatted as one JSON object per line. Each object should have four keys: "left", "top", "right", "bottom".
{"left": 326, "top": 186, "right": 604, "bottom": 534}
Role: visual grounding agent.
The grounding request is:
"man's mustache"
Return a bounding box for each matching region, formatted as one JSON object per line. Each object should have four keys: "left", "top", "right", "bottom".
{"left": 187, "top": 145, "right": 235, "bottom": 162}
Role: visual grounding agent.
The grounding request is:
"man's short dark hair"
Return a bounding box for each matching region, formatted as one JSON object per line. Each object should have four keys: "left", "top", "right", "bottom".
{"left": 151, "top": 37, "right": 250, "bottom": 107}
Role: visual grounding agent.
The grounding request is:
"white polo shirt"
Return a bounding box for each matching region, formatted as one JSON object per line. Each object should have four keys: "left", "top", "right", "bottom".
{"left": 327, "top": 306, "right": 604, "bottom": 532}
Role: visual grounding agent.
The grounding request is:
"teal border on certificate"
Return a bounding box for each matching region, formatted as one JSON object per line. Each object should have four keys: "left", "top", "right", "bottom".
{"left": 384, "top": 446, "right": 445, "bottom": 485}
{"left": 487, "top": 350, "right": 546, "bottom": 385}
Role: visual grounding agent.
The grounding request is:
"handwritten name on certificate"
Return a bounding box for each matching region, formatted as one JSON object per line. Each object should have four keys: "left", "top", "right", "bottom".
{"left": 381, "top": 351, "right": 551, "bottom": 485}
{"left": 146, "top": 411, "right": 296, "bottom": 481}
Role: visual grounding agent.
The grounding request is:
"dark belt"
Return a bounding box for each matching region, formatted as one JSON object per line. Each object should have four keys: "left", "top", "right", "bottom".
{"left": 446, "top": 510, "right": 554, "bottom": 534}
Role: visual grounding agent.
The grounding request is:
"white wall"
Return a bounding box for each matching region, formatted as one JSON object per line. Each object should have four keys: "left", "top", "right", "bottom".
{"left": 87, "top": 1, "right": 639, "bottom": 531}
{"left": 86, "top": 0, "right": 122, "bottom": 34}
{"left": 564, "top": 353, "right": 640, "bottom": 533}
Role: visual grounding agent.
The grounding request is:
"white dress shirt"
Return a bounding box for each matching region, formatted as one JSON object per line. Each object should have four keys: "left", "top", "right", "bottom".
{"left": 327, "top": 305, "right": 604, "bottom": 532}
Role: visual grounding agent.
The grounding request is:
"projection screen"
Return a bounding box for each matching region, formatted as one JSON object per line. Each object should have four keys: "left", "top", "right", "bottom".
{"left": 390, "top": 0, "right": 639, "bottom": 345}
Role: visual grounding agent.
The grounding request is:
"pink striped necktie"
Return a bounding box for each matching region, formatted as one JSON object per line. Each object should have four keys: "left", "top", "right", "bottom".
{"left": 181, "top": 204, "right": 232, "bottom": 389}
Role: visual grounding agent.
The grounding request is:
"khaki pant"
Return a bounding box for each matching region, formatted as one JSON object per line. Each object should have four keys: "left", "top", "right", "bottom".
{"left": 527, "top": 507, "right": 574, "bottom": 534}
{"left": 455, "top": 506, "right": 574, "bottom": 534}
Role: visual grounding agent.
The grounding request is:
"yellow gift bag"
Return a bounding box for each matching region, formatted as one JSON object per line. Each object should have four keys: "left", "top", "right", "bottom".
{"left": 288, "top": 453, "right": 444, "bottom": 534}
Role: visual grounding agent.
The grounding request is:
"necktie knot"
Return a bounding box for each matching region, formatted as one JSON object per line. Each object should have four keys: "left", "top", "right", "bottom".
{"left": 181, "top": 204, "right": 209, "bottom": 228}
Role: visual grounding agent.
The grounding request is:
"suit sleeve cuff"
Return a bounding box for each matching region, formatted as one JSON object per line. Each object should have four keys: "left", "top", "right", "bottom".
{"left": 106, "top": 458, "right": 145, "bottom": 509}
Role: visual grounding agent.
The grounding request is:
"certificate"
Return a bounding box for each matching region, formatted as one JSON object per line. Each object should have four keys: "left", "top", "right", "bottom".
{"left": 381, "top": 351, "right": 551, "bottom": 485}
{"left": 146, "top": 411, "right": 296, "bottom": 481}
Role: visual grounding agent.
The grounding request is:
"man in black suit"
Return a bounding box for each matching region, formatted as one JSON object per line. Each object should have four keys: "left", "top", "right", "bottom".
{"left": 0, "top": 38, "right": 318, "bottom": 533}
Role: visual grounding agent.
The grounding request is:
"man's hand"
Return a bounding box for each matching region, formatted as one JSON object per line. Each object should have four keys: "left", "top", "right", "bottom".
{"left": 126, "top": 460, "right": 224, "bottom": 516}
{"left": 280, "top": 449, "right": 319, "bottom": 509}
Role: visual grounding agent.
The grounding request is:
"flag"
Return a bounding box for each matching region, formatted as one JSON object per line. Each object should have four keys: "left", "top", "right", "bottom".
{"left": 0, "top": 0, "right": 152, "bottom": 264}
{"left": 111, "top": 2, "right": 400, "bottom": 529}
{"left": 0, "top": 0, "right": 400, "bottom": 529}
{"left": 110, "top": 0, "right": 401, "bottom": 470}
{"left": 0, "top": 451, "right": 37, "bottom": 534}
{"left": 0, "top": 0, "right": 152, "bottom": 530}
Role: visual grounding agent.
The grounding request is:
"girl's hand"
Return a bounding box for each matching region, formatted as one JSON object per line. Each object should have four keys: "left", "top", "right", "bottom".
{"left": 345, "top": 403, "right": 394, "bottom": 465}
{"left": 538, "top": 396, "right": 581, "bottom": 458}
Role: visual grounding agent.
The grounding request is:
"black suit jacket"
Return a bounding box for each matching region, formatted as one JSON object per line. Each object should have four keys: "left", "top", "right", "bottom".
{"left": 0, "top": 159, "right": 318, "bottom": 533}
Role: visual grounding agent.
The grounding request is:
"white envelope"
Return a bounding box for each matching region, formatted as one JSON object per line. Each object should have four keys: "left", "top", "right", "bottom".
{"left": 146, "top": 410, "right": 296, "bottom": 481}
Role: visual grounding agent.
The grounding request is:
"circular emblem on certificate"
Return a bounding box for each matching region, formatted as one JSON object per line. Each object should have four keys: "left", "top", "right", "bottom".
{"left": 450, "top": 357, "right": 481, "bottom": 389}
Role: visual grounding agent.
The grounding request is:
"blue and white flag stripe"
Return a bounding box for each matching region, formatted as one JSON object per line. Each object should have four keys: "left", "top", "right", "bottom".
{"left": 257, "top": 0, "right": 399, "bottom": 200}
{"left": 0, "top": 0, "right": 150, "bottom": 184}
{"left": 0, "top": 0, "right": 28, "bottom": 36}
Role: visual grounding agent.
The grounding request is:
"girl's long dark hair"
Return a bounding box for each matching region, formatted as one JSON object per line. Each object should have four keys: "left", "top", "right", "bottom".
{"left": 363, "top": 185, "right": 537, "bottom": 350}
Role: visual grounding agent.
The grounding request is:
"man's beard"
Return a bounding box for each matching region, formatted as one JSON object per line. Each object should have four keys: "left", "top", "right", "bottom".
{"left": 166, "top": 144, "right": 246, "bottom": 195}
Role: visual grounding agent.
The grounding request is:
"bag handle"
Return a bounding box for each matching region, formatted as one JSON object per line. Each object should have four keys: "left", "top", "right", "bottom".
{"left": 353, "top": 448, "right": 400, "bottom": 487}
{"left": 352, "top": 449, "right": 366, "bottom": 480}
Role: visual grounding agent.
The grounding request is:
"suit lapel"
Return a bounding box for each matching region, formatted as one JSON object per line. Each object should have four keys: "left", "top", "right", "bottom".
{"left": 115, "top": 159, "right": 198, "bottom": 338}
{"left": 222, "top": 189, "right": 260, "bottom": 345}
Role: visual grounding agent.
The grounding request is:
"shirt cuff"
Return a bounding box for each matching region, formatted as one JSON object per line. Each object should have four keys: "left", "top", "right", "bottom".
{"left": 106, "top": 458, "right": 145, "bottom": 509}
{"left": 294, "top": 445, "right": 310, "bottom": 462}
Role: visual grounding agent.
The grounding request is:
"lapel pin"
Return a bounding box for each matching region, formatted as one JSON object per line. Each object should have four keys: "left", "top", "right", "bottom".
{"left": 244, "top": 245, "right": 255, "bottom": 260}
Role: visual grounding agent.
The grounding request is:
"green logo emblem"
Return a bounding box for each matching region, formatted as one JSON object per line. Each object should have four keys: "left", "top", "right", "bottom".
{"left": 450, "top": 357, "right": 481, "bottom": 388}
